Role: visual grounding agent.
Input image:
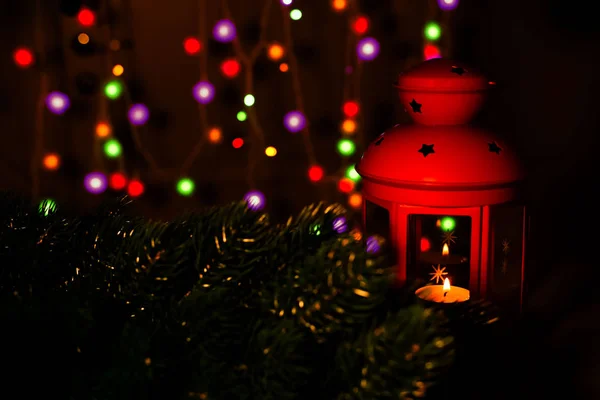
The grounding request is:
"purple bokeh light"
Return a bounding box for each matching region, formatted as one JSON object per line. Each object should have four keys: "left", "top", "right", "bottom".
{"left": 332, "top": 216, "right": 348, "bottom": 234}
{"left": 366, "top": 236, "right": 381, "bottom": 254}
{"left": 437, "top": 0, "right": 459, "bottom": 11}
{"left": 356, "top": 37, "right": 380, "bottom": 61}
{"left": 128, "top": 104, "right": 150, "bottom": 126}
{"left": 213, "top": 19, "right": 236, "bottom": 43}
{"left": 280, "top": 0, "right": 293, "bottom": 5}
{"left": 244, "top": 190, "right": 266, "bottom": 211}
{"left": 192, "top": 81, "right": 215, "bottom": 104}
{"left": 45, "top": 91, "right": 70, "bottom": 115}
{"left": 84, "top": 172, "right": 108, "bottom": 194}
{"left": 283, "top": 111, "right": 306, "bottom": 133}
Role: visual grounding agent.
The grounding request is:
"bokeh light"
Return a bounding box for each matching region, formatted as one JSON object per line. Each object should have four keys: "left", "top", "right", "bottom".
{"left": 351, "top": 16, "right": 369, "bottom": 35}
{"left": 103, "top": 139, "right": 122, "bottom": 158}
{"left": 42, "top": 153, "right": 61, "bottom": 170}
{"left": 337, "top": 139, "right": 356, "bottom": 156}
{"left": 244, "top": 190, "right": 266, "bottom": 211}
{"left": 13, "top": 47, "right": 34, "bottom": 68}
{"left": 213, "top": 19, "right": 236, "bottom": 43}
{"left": 193, "top": 81, "right": 215, "bottom": 104}
{"left": 84, "top": 172, "right": 108, "bottom": 194}
{"left": 104, "top": 80, "right": 123, "bottom": 99}
{"left": 331, "top": 0, "right": 347, "bottom": 12}
{"left": 348, "top": 193, "right": 362, "bottom": 209}
{"left": 127, "top": 104, "right": 150, "bottom": 126}
{"left": 337, "top": 178, "right": 354, "bottom": 193}
{"left": 366, "top": 236, "right": 381, "bottom": 254}
{"left": 45, "top": 91, "right": 70, "bottom": 115}
{"left": 220, "top": 58, "right": 241, "bottom": 78}
{"left": 77, "top": 8, "right": 96, "bottom": 27}
{"left": 437, "top": 0, "right": 459, "bottom": 11}
{"left": 127, "top": 180, "right": 145, "bottom": 197}
{"left": 308, "top": 165, "right": 324, "bottom": 182}
{"left": 183, "top": 37, "right": 202, "bottom": 54}
{"left": 243, "top": 94, "right": 255, "bottom": 107}
{"left": 424, "top": 21, "right": 442, "bottom": 41}
{"left": 176, "top": 178, "right": 195, "bottom": 196}
{"left": 341, "top": 119, "right": 357, "bottom": 134}
{"left": 208, "top": 127, "right": 222, "bottom": 143}
{"left": 265, "top": 146, "right": 277, "bottom": 157}
{"left": 279, "top": 63, "right": 289, "bottom": 72}
{"left": 283, "top": 110, "right": 306, "bottom": 133}
{"left": 357, "top": 37, "right": 380, "bottom": 61}
{"left": 109, "top": 172, "right": 128, "bottom": 190}
{"left": 345, "top": 165, "right": 360, "bottom": 182}
{"left": 112, "top": 64, "right": 124, "bottom": 76}
{"left": 38, "top": 199, "right": 57, "bottom": 216}
{"left": 424, "top": 43, "right": 442, "bottom": 60}
{"left": 342, "top": 101, "right": 359, "bottom": 118}
{"left": 281, "top": 0, "right": 293, "bottom": 5}
{"left": 290, "top": 9, "right": 302, "bottom": 20}
{"left": 237, "top": 111, "right": 247, "bottom": 121}
{"left": 232, "top": 138, "right": 244, "bottom": 148}
{"left": 95, "top": 122, "right": 111, "bottom": 138}
{"left": 267, "top": 43, "right": 285, "bottom": 61}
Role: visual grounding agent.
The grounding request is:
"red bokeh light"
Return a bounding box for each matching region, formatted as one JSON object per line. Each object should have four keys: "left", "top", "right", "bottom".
{"left": 308, "top": 165, "right": 324, "bottom": 182}
{"left": 423, "top": 44, "right": 441, "bottom": 60}
{"left": 109, "top": 173, "right": 128, "bottom": 190}
{"left": 342, "top": 101, "right": 359, "bottom": 118}
{"left": 13, "top": 47, "right": 34, "bottom": 68}
{"left": 337, "top": 178, "right": 355, "bottom": 193}
{"left": 351, "top": 16, "right": 369, "bottom": 35}
{"left": 220, "top": 58, "right": 241, "bottom": 78}
{"left": 127, "top": 180, "right": 145, "bottom": 197}
{"left": 183, "top": 37, "right": 202, "bottom": 55}
{"left": 232, "top": 138, "right": 244, "bottom": 148}
{"left": 77, "top": 8, "right": 96, "bottom": 27}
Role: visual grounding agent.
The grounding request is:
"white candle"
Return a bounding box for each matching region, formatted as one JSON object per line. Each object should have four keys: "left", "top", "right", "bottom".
{"left": 415, "top": 278, "right": 470, "bottom": 303}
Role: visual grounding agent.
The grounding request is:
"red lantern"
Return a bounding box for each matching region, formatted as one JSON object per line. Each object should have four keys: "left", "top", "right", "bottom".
{"left": 357, "top": 59, "right": 527, "bottom": 313}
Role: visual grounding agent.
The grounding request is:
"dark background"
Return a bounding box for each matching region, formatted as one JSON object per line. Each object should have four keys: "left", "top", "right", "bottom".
{"left": 2, "top": 0, "right": 599, "bottom": 397}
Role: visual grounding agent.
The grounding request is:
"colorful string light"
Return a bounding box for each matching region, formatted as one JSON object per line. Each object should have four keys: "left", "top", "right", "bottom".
{"left": 128, "top": 104, "right": 150, "bottom": 125}
{"left": 84, "top": 172, "right": 108, "bottom": 194}
{"left": 45, "top": 91, "right": 70, "bottom": 115}
{"left": 244, "top": 190, "right": 266, "bottom": 211}
{"left": 212, "top": 19, "right": 236, "bottom": 43}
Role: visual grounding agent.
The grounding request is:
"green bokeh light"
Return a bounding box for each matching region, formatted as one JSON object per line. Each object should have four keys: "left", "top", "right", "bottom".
{"left": 290, "top": 9, "right": 302, "bottom": 20}
{"left": 440, "top": 217, "right": 455, "bottom": 231}
{"left": 337, "top": 139, "right": 356, "bottom": 156}
{"left": 103, "top": 139, "right": 122, "bottom": 158}
{"left": 176, "top": 178, "right": 195, "bottom": 196}
{"left": 346, "top": 165, "right": 361, "bottom": 182}
{"left": 243, "top": 94, "right": 255, "bottom": 107}
{"left": 104, "top": 80, "right": 123, "bottom": 100}
{"left": 424, "top": 21, "right": 441, "bottom": 41}
{"left": 237, "top": 111, "right": 247, "bottom": 121}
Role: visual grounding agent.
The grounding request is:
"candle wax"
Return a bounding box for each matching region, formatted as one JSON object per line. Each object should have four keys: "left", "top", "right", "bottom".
{"left": 415, "top": 285, "right": 470, "bottom": 303}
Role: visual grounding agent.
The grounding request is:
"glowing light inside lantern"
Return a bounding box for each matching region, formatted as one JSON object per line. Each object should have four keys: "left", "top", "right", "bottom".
{"left": 356, "top": 37, "right": 380, "bottom": 61}
{"left": 283, "top": 111, "right": 306, "bottom": 133}
{"left": 443, "top": 278, "right": 451, "bottom": 292}
{"left": 213, "top": 19, "right": 236, "bottom": 43}
{"left": 442, "top": 243, "right": 450, "bottom": 256}
{"left": 84, "top": 172, "right": 108, "bottom": 194}
{"left": 45, "top": 91, "right": 70, "bottom": 115}
{"left": 244, "top": 190, "right": 266, "bottom": 211}
{"left": 193, "top": 81, "right": 215, "bottom": 104}
{"left": 127, "top": 104, "right": 150, "bottom": 126}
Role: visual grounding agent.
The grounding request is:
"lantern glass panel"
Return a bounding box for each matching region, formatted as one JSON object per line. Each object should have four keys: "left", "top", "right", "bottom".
{"left": 488, "top": 204, "right": 525, "bottom": 310}
{"left": 364, "top": 200, "right": 390, "bottom": 238}
{"left": 407, "top": 214, "right": 471, "bottom": 288}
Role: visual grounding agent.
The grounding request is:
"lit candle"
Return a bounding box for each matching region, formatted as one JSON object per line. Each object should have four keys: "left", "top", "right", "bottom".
{"left": 415, "top": 278, "right": 470, "bottom": 304}
{"left": 442, "top": 243, "right": 449, "bottom": 256}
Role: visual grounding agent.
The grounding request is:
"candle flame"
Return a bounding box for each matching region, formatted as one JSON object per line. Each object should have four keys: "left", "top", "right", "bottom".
{"left": 442, "top": 243, "right": 449, "bottom": 256}
{"left": 443, "top": 278, "right": 451, "bottom": 291}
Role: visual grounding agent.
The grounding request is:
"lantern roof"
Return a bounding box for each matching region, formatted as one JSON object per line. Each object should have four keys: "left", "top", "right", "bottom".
{"left": 395, "top": 58, "right": 488, "bottom": 93}
{"left": 357, "top": 124, "right": 524, "bottom": 189}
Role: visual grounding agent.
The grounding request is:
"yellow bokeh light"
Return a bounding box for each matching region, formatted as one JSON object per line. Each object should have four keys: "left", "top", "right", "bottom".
{"left": 279, "top": 63, "right": 289, "bottom": 72}
{"left": 332, "top": 0, "right": 347, "bottom": 11}
{"left": 95, "top": 122, "right": 111, "bottom": 138}
{"left": 208, "top": 127, "right": 222, "bottom": 143}
{"left": 341, "top": 119, "right": 357, "bottom": 134}
{"left": 348, "top": 193, "right": 362, "bottom": 209}
{"left": 267, "top": 43, "right": 285, "bottom": 61}
{"left": 112, "top": 64, "right": 124, "bottom": 76}
{"left": 78, "top": 33, "right": 90, "bottom": 44}
{"left": 265, "top": 146, "right": 277, "bottom": 157}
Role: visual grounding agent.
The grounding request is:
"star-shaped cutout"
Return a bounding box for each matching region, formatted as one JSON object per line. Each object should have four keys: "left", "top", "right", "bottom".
{"left": 502, "top": 239, "right": 510, "bottom": 254}
{"left": 418, "top": 144, "right": 435, "bottom": 157}
{"left": 441, "top": 230, "right": 457, "bottom": 245}
{"left": 374, "top": 136, "right": 384, "bottom": 146}
{"left": 450, "top": 66, "right": 466, "bottom": 75}
{"left": 409, "top": 99, "right": 422, "bottom": 113}
{"left": 488, "top": 141, "right": 502, "bottom": 154}
{"left": 429, "top": 264, "right": 448, "bottom": 284}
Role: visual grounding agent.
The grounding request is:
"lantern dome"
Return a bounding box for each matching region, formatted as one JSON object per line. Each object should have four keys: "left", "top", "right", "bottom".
{"left": 358, "top": 59, "right": 524, "bottom": 207}
{"left": 395, "top": 58, "right": 491, "bottom": 126}
{"left": 357, "top": 124, "right": 524, "bottom": 188}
